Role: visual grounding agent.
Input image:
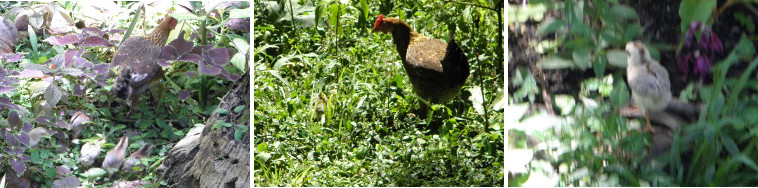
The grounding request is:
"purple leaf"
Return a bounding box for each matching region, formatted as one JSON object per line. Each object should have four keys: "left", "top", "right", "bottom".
{"left": 64, "top": 49, "right": 84, "bottom": 66}
{"left": 0, "top": 86, "right": 13, "bottom": 94}
{"left": 22, "top": 123, "right": 32, "bottom": 133}
{"left": 49, "top": 54, "right": 66, "bottom": 69}
{"left": 82, "top": 27, "right": 104, "bottom": 36}
{"left": 192, "top": 45, "right": 213, "bottom": 54}
{"left": 44, "top": 34, "right": 80, "bottom": 46}
{"left": 198, "top": 61, "right": 221, "bottom": 75}
{"left": 18, "top": 69, "right": 44, "bottom": 78}
{"left": 45, "top": 83, "right": 64, "bottom": 107}
{"left": 0, "top": 97, "right": 22, "bottom": 111}
{"left": 56, "top": 165, "right": 73, "bottom": 175}
{"left": 161, "top": 45, "right": 178, "bottom": 60}
{"left": 81, "top": 36, "right": 112, "bottom": 47}
{"left": 219, "top": 70, "right": 241, "bottom": 81}
{"left": 1, "top": 54, "right": 24, "bottom": 62}
{"left": 168, "top": 31, "right": 194, "bottom": 56}
{"left": 109, "top": 29, "right": 126, "bottom": 34}
{"left": 9, "top": 111, "right": 21, "bottom": 128}
{"left": 180, "top": 54, "right": 202, "bottom": 63}
{"left": 204, "top": 48, "right": 230, "bottom": 66}
{"left": 73, "top": 84, "right": 86, "bottom": 96}
{"left": 225, "top": 18, "right": 250, "bottom": 32}
{"left": 17, "top": 133, "right": 30, "bottom": 146}
{"left": 9, "top": 157, "right": 27, "bottom": 176}
{"left": 36, "top": 116, "right": 53, "bottom": 125}
{"left": 55, "top": 120, "right": 69, "bottom": 129}
{"left": 74, "top": 57, "right": 93, "bottom": 69}
{"left": 53, "top": 177, "right": 81, "bottom": 188}
{"left": 179, "top": 89, "right": 191, "bottom": 101}
{"left": 6, "top": 132, "right": 19, "bottom": 146}
{"left": 93, "top": 64, "right": 109, "bottom": 75}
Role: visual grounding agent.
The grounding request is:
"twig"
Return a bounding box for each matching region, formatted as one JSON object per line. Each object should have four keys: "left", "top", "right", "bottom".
{"left": 441, "top": 0, "right": 497, "bottom": 12}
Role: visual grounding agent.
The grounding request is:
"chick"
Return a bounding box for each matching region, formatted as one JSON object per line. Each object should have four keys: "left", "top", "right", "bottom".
{"left": 121, "top": 143, "right": 153, "bottom": 173}
{"left": 79, "top": 138, "right": 104, "bottom": 168}
{"left": 29, "top": 127, "right": 49, "bottom": 148}
{"left": 102, "top": 136, "right": 128, "bottom": 175}
{"left": 626, "top": 41, "right": 671, "bottom": 133}
{"left": 69, "top": 111, "right": 91, "bottom": 140}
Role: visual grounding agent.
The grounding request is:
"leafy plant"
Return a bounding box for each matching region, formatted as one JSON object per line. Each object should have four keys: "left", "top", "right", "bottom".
{"left": 535, "top": 0, "right": 642, "bottom": 75}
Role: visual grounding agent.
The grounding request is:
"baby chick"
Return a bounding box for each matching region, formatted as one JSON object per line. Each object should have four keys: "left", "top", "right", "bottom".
{"left": 626, "top": 41, "right": 671, "bottom": 133}
{"left": 79, "top": 138, "right": 104, "bottom": 168}
{"left": 69, "top": 111, "right": 91, "bottom": 140}
{"left": 102, "top": 136, "right": 129, "bottom": 175}
{"left": 29, "top": 127, "right": 49, "bottom": 148}
{"left": 121, "top": 143, "right": 153, "bottom": 173}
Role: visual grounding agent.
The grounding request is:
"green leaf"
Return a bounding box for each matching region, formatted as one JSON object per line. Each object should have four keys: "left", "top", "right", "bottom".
{"left": 536, "top": 19, "right": 565, "bottom": 35}
{"left": 554, "top": 94, "right": 576, "bottom": 115}
{"left": 257, "top": 143, "right": 269, "bottom": 152}
{"left": 234, "top": 125, "right": 248, "bottom": 140}
{"left": 606, "top": 49, "right": 627, "bottom": 67}
{"left": 536, "top": 55, "right": 574, "bottom": 69}
{"left": 611, "top": 5, "right": 637, "bottom": 19}
{"left": 234, "top": 105, "right": 246, "bottom": 113}
{"left": 359, "top": 0, "right": 368, "bottom": 21}
{"left": 28, "top": 25, "right": 37, "bottom": 54}
{"left": 593, "top": 54, "right": 606, "bottom": 76}
{"left": 229, "top": 8, "right": 250, "bottom": 18}
{"left": 216, "top": 108, "right": 229, "bottom": 115}
{"left": 172, "top": 12, "right": 206, "bottom": 21}
{"left": 315, "top": 0, "right": 328, "bottom": 27}
{"left": 611, "top": 75, "right": 630, "bottom": 106}
{"left": 80, "top": 168, "right": 106, "bottom": 178}
{"left": 231, "top": 53, "right": 247, "bottom": 72}
{"left": 572, "top": 48, "right": 591, "bottom": 70}
{"left": 467, "top": 86, "right": 485, "bottom": 115}
{"left": 736, "top": 154, "right": 758, "bottom": 172}
{"left": 679, "top": 0, "right": 717, "bottom": 32}
{"left": 329, "top": 4, "right": 342, "bottom": 36}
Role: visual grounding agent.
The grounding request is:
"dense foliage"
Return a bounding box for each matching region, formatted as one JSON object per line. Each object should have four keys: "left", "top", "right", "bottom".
{"left": 510, "top": 0, "right": 758, "bottom": 186}
{"left": 0, "top": 1, "right": 248, "bottom": 187}
{"left": 254, "top": 0, "right": 504, "bottom": 186}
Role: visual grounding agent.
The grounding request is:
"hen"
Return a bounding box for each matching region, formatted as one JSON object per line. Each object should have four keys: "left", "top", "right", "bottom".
{"left": 112, "top": 15, "right": 177, "bottom": 108}
{"left": 372, "top": 14, "right": 470, "bottom": 104}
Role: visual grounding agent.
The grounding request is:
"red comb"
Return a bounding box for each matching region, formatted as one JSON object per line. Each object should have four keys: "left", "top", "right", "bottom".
{"left": 373, "top": 14, "right": 384, "bottom": 29}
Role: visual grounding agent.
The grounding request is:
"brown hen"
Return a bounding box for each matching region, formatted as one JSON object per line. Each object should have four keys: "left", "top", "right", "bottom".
{"left": 372, "top": 14, "right": 470, "bottom": 104}
{"left": 112, "top": 15, "right": 177, "bottom": 107}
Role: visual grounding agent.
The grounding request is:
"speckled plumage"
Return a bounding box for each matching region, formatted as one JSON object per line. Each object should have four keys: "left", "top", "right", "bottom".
{"left": 372, "top": 15, "right": 470, "bottom": 103}
{"left": 112, "top": 16, "right": 176, "bottom": 106}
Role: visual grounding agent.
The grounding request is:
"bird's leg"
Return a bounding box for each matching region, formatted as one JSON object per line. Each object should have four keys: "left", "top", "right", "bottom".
{"left": 644, "top": 111, "right": 654, "bottom": 133}
{"left": 126, "top": 97, "right": 137, "bottom": 117}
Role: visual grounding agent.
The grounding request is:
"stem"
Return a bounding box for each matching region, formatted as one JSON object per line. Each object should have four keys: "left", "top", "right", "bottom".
{"left": 441, "top": 0, "right": 497, "bottom": 12}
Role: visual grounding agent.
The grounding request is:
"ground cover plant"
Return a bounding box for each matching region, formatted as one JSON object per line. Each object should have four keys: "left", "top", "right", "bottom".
{"left": 254, "top": 0, "right": 504, "bottom": 186}
{"left": 509, "top": 0, "right": 758, "bottom": 186}
{"left": 0, "top": 1, "right": 248, "bottom": 187}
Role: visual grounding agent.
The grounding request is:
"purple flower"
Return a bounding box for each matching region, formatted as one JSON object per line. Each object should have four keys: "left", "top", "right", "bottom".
{"left": 710, "top": 32, "right": 723, "bottom": 52}
{"left": 676, "top": 21, "right": 723, "bottom": 81}
{"left": 694, "top": 55, "right": 711, "bottom": 81}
